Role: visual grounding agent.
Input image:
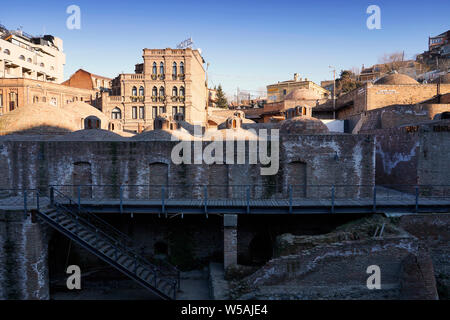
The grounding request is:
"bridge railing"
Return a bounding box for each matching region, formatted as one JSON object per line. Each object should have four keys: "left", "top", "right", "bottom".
{"left": 44, "top": 184, "right": 450, "bottom": 204}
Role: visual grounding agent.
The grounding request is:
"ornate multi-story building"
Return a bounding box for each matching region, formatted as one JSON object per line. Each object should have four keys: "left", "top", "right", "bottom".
{"left": 101, "top": 48, "right": 207, "bottom": 133}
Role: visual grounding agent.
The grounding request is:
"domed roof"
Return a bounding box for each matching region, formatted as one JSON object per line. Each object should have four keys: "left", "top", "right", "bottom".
{"left": 279, "top": 116, "right": 329, "bottom": 134}
{"left": 62, "top": 101, "right": 109, "bottom": 130}
{"left": 374, "top": 73, "right": 419, "bottom": 85}
{"left": 285, "top": 88, "right": 322, "bottom": 101}
{"left": 51, "top": 129, "right": 126, "bottom": 141}
{"left": 130, "top": 128, "right": 195, "bottom": 141}
{"left": 431, "top": 73, "right": 450, "bottom": 84}
{"left": 0, "top": 103, "right": 78, "bottom": 135}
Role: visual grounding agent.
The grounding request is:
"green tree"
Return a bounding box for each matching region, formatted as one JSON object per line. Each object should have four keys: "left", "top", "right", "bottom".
{"left": 215, "top": 84, "right": 228, "bottom": 109}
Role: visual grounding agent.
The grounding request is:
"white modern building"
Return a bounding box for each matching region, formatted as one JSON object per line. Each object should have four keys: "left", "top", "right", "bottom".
{"left": 0, "top": 24, "right": 65, "bottom": 83}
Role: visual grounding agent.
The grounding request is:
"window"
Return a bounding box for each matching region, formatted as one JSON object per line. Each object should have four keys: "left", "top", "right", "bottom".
{"left": 179, "top": 86, "right": 185, "bottom": 97}
{"left": 159, "top": 86, "right": 165, "bottom": 97}
{"left": 172, "top": 106, "right": 178, "bottom": 115}
{"left": 179, "top": 106, "right": 185, "bottom": 115}
{"left": 172, "top": 86, "right": 178, "bottom": 96}
{"left": 19, "top": 55, "right": 25, "bottom": 60}
{"left": 33, "top": 96, "right": 39, "bottom": 103}
{"left": 132, "top": 86, "right": 137, "bottom": 96}
{"left": 27, "top": 58, "right": 32, "bottom": 63}
{"left": 180, "top": 62, "right": 184, "bottom": 74}
{"left": 172, "top": 62, "right": 177, "bottom": 77}
{"left": 152, "top": 106, "right": 158, "bottom": 118}
{"left": 0, "top": 93, "right": 3, "bottom": 107}
{"left": 159, "top": 106, "right": 166, "bottom": 114}
{"left": 139, "top": 86, "right": 144, "bottom": 96}
{"left": 139, "top": 106, "right": 145, "bottom": 119}
{"left": 9, "top": 92, "right": 17, "bottom": 111}
{"left": 40, "top": 62, "right": 45, "bottom": 67}
{"left": 152, "top": 62, "right": 157, "bottom": 74}
{"left": 160, "top": 62, "right": 164, "bottom": 74}
{"left": 3, "top": 49, "right": 10, "bottom": 55}
{"left": 283, "top": 89, "right": 287, "bottom": 95}
{"left": 111, "top": 107, "right": 122, "bottom": 119}
{"left": 152, "top": 86, "right": 158, "bottom": 97}
{"left": 132, "top": 106, "right": 137, "bottom": 119}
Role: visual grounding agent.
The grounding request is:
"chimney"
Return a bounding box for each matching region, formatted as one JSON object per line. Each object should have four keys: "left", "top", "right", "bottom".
{"left": 294, "top": 73, "right": 299, "bottom": 81}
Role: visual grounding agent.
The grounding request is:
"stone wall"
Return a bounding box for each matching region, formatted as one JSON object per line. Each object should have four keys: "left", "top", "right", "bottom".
{"left": 0, "top": 210, "right": 49, "bottom": 299}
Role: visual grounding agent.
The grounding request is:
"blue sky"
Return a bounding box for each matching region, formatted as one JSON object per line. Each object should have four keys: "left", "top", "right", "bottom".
{"left": 2, "top": 0, "right": 449, "bottom": 97}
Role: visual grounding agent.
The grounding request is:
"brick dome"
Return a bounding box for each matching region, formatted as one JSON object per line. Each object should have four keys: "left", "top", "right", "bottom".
{"left": 374, "top": 73, "right": 418, "bottom": 85}
{"left": 285, "top": 88, "right": 322, "bottom": 101}
{"left": 279, "top": 116, "right": 329, "bottom": 134}
{"left": 0, "top": 103, "right": 78, "bottom": 135}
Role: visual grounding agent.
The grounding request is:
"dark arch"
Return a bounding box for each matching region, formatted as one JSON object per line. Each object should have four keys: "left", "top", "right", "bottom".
{"left": 154, "top": 241, "right": 168, "bottom": 255}
{"left": 84, "top": 116, "right": 101, "bottom": 129}
{"left": 248, "top": 232, "right": 273, "bottom": 265}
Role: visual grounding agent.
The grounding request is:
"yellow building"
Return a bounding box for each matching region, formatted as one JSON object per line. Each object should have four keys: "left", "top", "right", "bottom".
{"left": 267, "top": 73, "right": 330, "bottom": 103}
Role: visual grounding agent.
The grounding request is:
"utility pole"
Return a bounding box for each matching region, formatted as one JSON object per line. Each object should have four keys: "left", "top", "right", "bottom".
{"left": 329, "top": 66, "right": 336, "bottom": 119}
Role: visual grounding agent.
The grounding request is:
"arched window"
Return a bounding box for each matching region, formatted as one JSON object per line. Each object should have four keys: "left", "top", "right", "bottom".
{"left": 172, "top": 86, "right": 178, "bottom": 97}
{"left": 139, "top": 86, "right": 144, "bottom": 96}
{"left": 132, "top": 86, "right": 137, "bottom": 96}
{"left": 27, "top": 58, "right": 32, "bottom": 63}
{"left": 111, "top": 107, "right": 122, "bottom": 119}
{"left": 40, "top": 62, "right": 45, "bottom": 67}
{"left": 3, "top": 49, "right": 10, "bottom": 55}
{"left": 152, "top": 86, "right": 158, "bottom": 96}
{"left": 180, "top": 86, "right": 185, "bottom": 97}
{"left": 152, "top": 62, "right": 157, "bottom": 74}
{"left": 172, "top": 62, "right": 177, "bottom": 76}
{"left": 180, "top": 62, "right": 184, "bottom": 74}
{"left": 19, "top": 55, "right": 25, "bottom": 60}
{"left": 159, "top": 86, "right": 165, "bottom": 97}
{"left": 159, "top": 62, "right": 164, "bottom": 74}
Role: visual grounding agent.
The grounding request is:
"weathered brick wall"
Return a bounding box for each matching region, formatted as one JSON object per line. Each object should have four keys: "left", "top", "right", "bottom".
{"left": 0, "top": 210, "right": 49, "bottom": 300}
{"left": 0, "top": 135, "right": 375, "bottom": 198}
{"left": 231, "top": 237, "right": 438, "bottom": 300}
{"left": 400, "top": 214, "right": 450, "bottom": 299}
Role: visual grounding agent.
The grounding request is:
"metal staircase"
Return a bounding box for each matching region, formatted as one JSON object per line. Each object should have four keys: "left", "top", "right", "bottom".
{"left": 36, "top": 188, "right": 180, "bottom": 300}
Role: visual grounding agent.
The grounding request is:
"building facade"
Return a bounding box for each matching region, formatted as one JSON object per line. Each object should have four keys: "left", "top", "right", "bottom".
{"left": 0, "top": 25, "right": 65, "bottom": 83}
{"left": 267, "top": 73, "right": 329, "bottom": 103}
{"left": 101, "top": 48, "right": 207, "bottom": 133}
{"left": 0, "top": 78, "right": 98, "bottom": 115}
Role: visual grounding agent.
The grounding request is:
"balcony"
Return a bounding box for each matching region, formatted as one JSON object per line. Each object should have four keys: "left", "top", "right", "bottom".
{"left": 130, "top": 96, "right": 145, "bottom": 102}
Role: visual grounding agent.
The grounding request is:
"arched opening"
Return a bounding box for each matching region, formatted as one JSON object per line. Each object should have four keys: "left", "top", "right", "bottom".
{"left": 111, "top": 107, "right": 122, "bottom": 119}
{"left": 152, "top": 86, "right": 158, "bottom": 97}
{"left": 180, "top": 62, "right": 184, "bottom": 74}
{"left": 139, "top": 86, "right": 144, "bottom": 96}
{"left": 84, "top": 116, "right": 101, "bottom": 129}
{"left": 179, "top": 86, "right": 185, "bottom": 97}
{"left": 149, "top": 162, "right": 168, "bottom": 198}
{"left": 248, "top": 232, "right": 273, "bottom": 266}
{"left": 159, "top": 62, "right": 164, "bottom": 74}
{"left": 172, "top": 62, "right": 177, "bottom": 79}
{"left": 152, "top": 62, "right": 157, "bottom": 74}
{"left": 131, "top": 86, "right": 137, "bottom": 96}
{"left": 159, "top": 86, "right": 165, "bottom": 97}
{"left": 287, "top": 161, "right": 307, "bottom": 198}
{"left": 73, "top": 162, "right": 92, "bottom": 198}
{"left": 154, "top": 242, "right": 168, "bottom": 255}
{"left": 441, "top": 112, "right": 450, "bottom": 120}
{"left": 172, "top": 86, "right": 178, "bottom": 97}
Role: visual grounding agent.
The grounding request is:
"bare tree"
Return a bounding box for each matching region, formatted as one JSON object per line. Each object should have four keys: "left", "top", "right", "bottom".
{"left": 378, "top": 51, "right": 405, "bottom": 72}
